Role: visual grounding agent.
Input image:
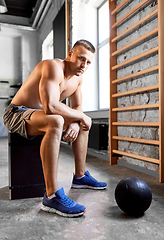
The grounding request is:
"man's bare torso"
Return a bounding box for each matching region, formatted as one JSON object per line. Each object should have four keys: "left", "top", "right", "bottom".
{"left": 11, "top": 59, "right": 81, "bottom": 109}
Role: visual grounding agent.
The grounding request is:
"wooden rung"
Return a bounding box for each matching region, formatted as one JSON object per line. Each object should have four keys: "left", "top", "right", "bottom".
{"left": 112, "top": 0, "right": 152, "bottom": 29}
{"left": 111, "top": 0, "right": 130, "bottom": 15}
{"left": 112, "top": 28, "right": 158, "bottom": 56}
{"left": 112, "top": 136, "right": 159, "bottom": 145}
{"left": 112, "top": 84, "right": 159, "bottom": 98}
{"left": 112, "top": 149, "right": 159, "bottom": 164}
{"left": 112, "top": 47, "right": 158, "bottom": 70}
{"left": 112, "top": 66, "right": 159, "bottom": 84}
{"left": 112, "top": 122, "right": 159, "bottom": 126}
{"left": 112, "top": 103, "right": 159, "bottom": 112}
{"left": 112, "top": 9, "right": 158, "bottom": 42}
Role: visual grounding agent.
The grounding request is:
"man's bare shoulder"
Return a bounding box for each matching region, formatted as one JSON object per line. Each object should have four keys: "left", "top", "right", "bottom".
{"left": 38, "top": 59, "right": 64, "bottom": 72}
{"left": 37, "top": 59, "right": 64, "bottom": 82}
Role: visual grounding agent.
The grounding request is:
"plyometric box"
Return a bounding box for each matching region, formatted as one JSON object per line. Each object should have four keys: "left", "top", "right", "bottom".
{"left": 8, "top": 133, "right": 45, "bottom": 200}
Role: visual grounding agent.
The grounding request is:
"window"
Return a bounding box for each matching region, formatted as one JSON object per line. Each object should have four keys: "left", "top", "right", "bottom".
{"left": 42, "top": 30, "right": 54, "bottom": 60}
{"left": 98, "top": 0, "right": 109, "bottom": 109}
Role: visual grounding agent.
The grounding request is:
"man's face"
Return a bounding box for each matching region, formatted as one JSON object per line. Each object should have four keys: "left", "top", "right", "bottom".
{"left": 69, "top": 45, "right": 94, "bottom": 76}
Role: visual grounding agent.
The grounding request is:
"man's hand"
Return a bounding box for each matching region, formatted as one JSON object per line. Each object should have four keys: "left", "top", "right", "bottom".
{"left": 62, "top": 122, "right": 80, "bottom": 143}
{"left": 81, "top": 114, "right": 92, "bottom": 131}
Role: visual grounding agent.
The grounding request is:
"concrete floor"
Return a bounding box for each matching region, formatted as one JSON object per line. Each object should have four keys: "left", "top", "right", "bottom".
{"left": 0, "top": 137, "right": 164, "bottom": 240}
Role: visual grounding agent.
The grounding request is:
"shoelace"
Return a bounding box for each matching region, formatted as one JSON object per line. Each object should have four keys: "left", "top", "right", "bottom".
{"left": 60, "top": 195, "right": 75, "bottom": 207}
{"left": 86, "top": 174, "right": 98, "bottom": 182}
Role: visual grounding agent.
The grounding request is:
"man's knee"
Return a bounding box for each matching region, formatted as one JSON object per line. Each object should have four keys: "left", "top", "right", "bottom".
{"left": 55, "top": 115, "right": 64, "bottom": 128}
{"left": 47, "top": 115, "right": 64, "bottom": 131}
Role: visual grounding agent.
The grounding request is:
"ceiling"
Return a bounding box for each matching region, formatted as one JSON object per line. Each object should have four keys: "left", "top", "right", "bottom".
{"left": 0, "top": 0, "right": 51, "bottom": 28}
{"left": 4, "top": 0, "right": 38, "bottom": 18}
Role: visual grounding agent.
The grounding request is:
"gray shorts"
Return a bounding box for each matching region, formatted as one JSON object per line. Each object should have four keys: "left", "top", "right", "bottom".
{"left": 3, "top": 104, "right": 37, "bottom": 139}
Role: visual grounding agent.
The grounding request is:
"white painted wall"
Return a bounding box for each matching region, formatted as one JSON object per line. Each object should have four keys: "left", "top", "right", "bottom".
{"left": 72, "top": 0, "right": 98, "bottom": 111}
{"left": 0, "top": 25, "right": 39, "bottom": 136}
{"left": 0, "top": 36, "right": 21, "bottom": 82}
{"left": 0, "top": 25, "right": 39, "bottom": 83}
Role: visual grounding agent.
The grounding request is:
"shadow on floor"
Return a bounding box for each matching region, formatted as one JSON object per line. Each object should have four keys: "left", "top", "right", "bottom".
{"left": 103, "top": 205, "right": 145, "bottom": 220}
{"left": 86, "top": 154, "right": 164, "bottom": 199}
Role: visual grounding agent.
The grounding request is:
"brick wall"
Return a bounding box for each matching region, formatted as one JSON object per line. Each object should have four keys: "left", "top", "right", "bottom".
{"left": 115, "top": 0, "right": 159, "bottom": 171}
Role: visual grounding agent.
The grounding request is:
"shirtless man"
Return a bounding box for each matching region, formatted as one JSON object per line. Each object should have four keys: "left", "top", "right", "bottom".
{"left": 4, "top": 39, "right": 107, "bottom": 217}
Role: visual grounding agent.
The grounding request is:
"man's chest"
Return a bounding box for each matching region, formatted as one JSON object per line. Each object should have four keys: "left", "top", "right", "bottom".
{"left": 59, "top": 79, "right": 79, "bottom": 101}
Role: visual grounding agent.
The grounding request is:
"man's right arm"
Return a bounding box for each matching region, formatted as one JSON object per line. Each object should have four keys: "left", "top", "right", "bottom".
{"left": 39, "top": 61, "right": 91, "bottom": 130}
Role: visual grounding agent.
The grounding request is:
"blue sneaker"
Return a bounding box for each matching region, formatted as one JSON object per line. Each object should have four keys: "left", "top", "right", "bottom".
{"left": 71, "top": 170, "right": 107, "bottom": 190}
{"left": 41, "top": 187, "right": 86, "bottom": 217}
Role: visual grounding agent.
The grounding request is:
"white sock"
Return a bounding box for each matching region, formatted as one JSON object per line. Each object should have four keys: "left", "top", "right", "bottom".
{"left": 76, "top": 175, "right": 85, "bottom": 180}
{"left": 48, "top": 193, "right": 56, "bottom": 199}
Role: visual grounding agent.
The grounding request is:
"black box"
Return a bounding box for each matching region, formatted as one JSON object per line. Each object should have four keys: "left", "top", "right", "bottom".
{"left": 88, "top": 124, "right": 108, "bottom": 150}
{"left": 8, "top": 133, "right": 45, "bottom": 199}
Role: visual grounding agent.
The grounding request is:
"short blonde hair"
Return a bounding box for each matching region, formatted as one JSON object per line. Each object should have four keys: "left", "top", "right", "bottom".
{"left": 72, "top": 39, "right": 95, "bottom": 53}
